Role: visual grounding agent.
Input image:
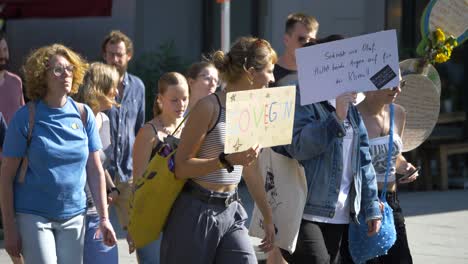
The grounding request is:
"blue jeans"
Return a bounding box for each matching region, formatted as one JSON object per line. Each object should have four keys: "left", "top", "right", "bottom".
{"left": 16, "top": 213, "right": 85, "bottom": 264}
{"left": 83, "top": 214, "right": 119, "bottom": 264}
{"left": 136, "top": 238, "right": 161, "bottom": 264}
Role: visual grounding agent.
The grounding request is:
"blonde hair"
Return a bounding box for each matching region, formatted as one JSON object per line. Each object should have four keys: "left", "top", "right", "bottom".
{"left": 285, "top": 13, "right": 319, "bottom": 34}
{"left": 23, "top": 44, "right": 88, "bottom": 100}
{"left": 75, "top": 62, "right": 120, "bottom": 114}
{"left": 211, "top": 37, "right": 277, "bottom": 84}
{"left": 153, "top": 72, "right": 188, "bottom": 117}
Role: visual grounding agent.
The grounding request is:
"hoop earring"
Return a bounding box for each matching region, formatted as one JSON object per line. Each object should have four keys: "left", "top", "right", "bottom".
{"left": 243, "top": 58, "right": 254, "bottom": 85}
{"left": 247, "top": 76, "right": 254, "bottom": 85}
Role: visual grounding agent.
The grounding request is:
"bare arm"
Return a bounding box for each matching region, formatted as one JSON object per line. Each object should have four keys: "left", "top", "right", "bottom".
{"left": 87, "top": 151, "right": 117, "bottom": 246}
{"left": 175, "top": 97, "right": 220, "bottom": 179}
{"left": 87, "top": 151, "right": 108, "bottom": 219}
{"left": 242, "top": 160, "right": 274, "bottom": 252}
{"left": 0, "top": 157, "right": 22, "bottom": 257}
{"left": 175, "top": 96, "right": 262, "bottom": 179}
{"left": 132, "top": 124, "right": 159, "bottom": 181}
{"left": 104, "top": 170, "right": 115, "bottom": 188}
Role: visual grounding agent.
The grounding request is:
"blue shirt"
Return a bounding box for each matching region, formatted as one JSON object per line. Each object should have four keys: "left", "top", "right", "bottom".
{"left": 104, "top": 72, "right": 145, "bottom": 182}
{"left": 3, "top": 98, "right": 102, "bottom": 220}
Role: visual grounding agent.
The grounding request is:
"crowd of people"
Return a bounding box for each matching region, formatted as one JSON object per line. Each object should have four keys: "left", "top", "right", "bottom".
{"left": 0, "top": 12, "right": 418, "bottom": 264}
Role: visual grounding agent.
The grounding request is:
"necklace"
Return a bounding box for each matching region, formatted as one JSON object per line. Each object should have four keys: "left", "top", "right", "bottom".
{"left": 155, "top": 116, "right": 182, "bottom": 137}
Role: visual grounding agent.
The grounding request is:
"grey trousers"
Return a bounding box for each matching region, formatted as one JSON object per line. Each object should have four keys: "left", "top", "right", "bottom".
{"left": 160, "top": 182, "right": 257, "bottom": 264}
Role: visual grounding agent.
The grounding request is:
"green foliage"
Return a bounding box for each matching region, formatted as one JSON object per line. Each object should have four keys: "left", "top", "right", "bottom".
{"left": 128, "top": 40, "right": 189, "bottom": 121}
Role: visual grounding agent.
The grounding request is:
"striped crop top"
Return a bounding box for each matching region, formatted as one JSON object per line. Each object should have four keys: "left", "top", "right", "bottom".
{"left": 194, "top": 94, "right": 242, "bottom": 185}
{"left": 368, "top": 133, "right": 403, "bottom": 183}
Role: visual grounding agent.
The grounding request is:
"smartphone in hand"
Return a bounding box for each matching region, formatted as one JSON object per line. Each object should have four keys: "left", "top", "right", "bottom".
{"left": 397, "top": 166, "right": 420, "bottom": 182}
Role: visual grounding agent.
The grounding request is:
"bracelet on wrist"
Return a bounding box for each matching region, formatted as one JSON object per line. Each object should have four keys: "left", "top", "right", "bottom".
{"left": 100, "top": 216, "right": 108, "bottom": 223}
{"left": 218, "top": 152, "right": 234, "bottom": 173}
{"left": 106, "top": 187, "right": 120, "bottom": 195}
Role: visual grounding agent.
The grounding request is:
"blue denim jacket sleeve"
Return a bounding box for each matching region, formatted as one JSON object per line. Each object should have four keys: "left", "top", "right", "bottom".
{"left": 284, "top": 87, "right": 347, "bottom": 161}
{"left": 356, "top": 112, "right": 382, "bottom": 222}
{"left": 135, "top": 81, "right": 145, "bottom": 136}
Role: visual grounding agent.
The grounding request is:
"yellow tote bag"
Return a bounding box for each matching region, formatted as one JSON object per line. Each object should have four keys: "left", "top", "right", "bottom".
{"left": 128, "top": 119, "right": 187, "bottom": 248}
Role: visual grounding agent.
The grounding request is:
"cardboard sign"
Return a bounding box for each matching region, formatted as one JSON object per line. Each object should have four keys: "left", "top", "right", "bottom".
{"left": 421, "top": 0, "right": 468, "bottom": 44}
{"left": 225, "top": 86, "right": 296, "bottom": 153}
{"left": 296, "top": 30, "right": 400, "bottom": 105}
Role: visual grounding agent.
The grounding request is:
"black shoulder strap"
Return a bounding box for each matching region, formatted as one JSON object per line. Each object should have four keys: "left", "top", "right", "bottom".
{"left": 207, "top": 93, "right": 222, "bottom": 134}
{"left": 147, "top": 122, "right": 159, "bottom": 136}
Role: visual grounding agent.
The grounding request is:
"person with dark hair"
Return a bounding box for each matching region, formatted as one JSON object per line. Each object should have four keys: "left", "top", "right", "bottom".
{"left": 276, "top": 36, "right": 382, "bottom": 264}
{"left": 161, "top": 37, "right": 277, "bottom": 264}
{"left": 267, "top": 13, "right": 319, "bottom": 264}
{"left": 273, "top": 13, "right": 319, "bottom": 87}
{"left": 0, "top": 44, "right": 117, "bottom": 263}
{"left": 101, "top": 30, "right": 145, "bottom": 241}
{"left": 186, "top": 61, "right": 219, "bottom": 112}
{"left": 130, "top": 72, "right": 189, "bottom": 263}
{"left": 358, "top": 77, "right": 416, "bottom": 264}
{"left": 0, "top": 31, "right": 24, "bottom": 124}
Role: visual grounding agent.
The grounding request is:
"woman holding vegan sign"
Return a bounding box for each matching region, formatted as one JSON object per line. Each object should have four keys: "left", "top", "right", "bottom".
{"left": 160, "top": 37, "right": 277, "bottom": 264}
{"left": 358, "top": 79, "right": 417, "bottom": 264}
{"left": 278, "top": 36, "right": 382, "bottom": 264}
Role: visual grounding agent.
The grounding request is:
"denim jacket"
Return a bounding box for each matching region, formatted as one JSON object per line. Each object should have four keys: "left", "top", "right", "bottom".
{"left": 282, "top": 87, "right": 381, "bottom": 223}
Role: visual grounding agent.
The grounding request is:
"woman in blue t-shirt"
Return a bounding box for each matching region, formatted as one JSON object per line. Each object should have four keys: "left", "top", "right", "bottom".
{"left": 0, "top": 44, "right": 117, "bottom": 264}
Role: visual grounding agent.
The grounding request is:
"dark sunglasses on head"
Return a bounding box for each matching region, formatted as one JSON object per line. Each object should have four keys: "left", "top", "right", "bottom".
{"left": 297, "top": 36, "right": 314, "bottom": 44}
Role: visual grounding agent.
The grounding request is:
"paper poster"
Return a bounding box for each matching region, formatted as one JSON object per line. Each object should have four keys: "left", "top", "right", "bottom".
{"left": 296, "top": 30, "right": 400, "bottom": 105}
{"left": 421, "top": 0, "right": 468, "bottom": 44}
{"left": 225, "top": 86, "right": 296, "bottom": 153}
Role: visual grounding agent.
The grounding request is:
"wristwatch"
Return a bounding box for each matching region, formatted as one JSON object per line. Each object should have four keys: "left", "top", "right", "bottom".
{"left": 218, "top": 152, "right": 234, "bottom": 173}
{"left": 106, "top": 187, "right": 120, "bottom": 195}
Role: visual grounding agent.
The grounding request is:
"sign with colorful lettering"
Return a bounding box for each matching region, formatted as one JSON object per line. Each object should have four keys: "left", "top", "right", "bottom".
{"left": 296, "top": 30, "right": 400, "bottom": 105}
{"left": 225, "top": 86, "right": 296, "bottom": 153}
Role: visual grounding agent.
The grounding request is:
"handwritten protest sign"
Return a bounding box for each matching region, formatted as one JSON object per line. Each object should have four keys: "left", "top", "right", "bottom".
{"left": 296, "top": 30, "right": 399, "bottom": 105}
{"left": 225, "top": 86, "right": 296, "bottom": 153}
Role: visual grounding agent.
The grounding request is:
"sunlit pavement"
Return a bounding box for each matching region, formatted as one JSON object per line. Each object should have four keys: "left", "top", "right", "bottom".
{"left": 1, "top": 189, "right": 467, "bottom": 263}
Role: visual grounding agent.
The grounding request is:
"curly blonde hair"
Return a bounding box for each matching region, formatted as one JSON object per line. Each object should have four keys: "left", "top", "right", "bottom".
{"left": 74, "top": 62, "right": 120, "bottom": 114}
{"left": 23, "top": 44, "right": 88, "bottom": 101}
{"left": 211, "top": 37, "right": 277, "bottom": 84}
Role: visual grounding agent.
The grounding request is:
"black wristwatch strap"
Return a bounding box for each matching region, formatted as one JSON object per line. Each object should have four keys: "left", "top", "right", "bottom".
{"left": 219, "top": 152, "right": 234, "bottom": 173}
{"left": 107, "top": 187, "right": 120, "bottom": 195}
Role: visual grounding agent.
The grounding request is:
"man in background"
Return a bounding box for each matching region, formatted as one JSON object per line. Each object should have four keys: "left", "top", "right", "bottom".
{"left": 0, "top": 31, "right": 24, "bottom": 124}
{"left": 101, "top": 31, "right": 145, "bottom": 241}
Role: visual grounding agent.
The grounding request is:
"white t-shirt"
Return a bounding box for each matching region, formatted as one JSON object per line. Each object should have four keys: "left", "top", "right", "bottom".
{"left": 303, "top": 99, "right": 354, "bottom": 224}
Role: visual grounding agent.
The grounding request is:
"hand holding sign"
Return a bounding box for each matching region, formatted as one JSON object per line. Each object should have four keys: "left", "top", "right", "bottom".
{"left": 296, "top": 30, "right": 400, "bottom": 105}
{"left": 336, "top": 92, "right": 358, "bottom": 121}
{"left": 226, "top": 144, "right": 261, "bottom": 167}
{"left": 225, "top": 86, "right": 296, "bottom": 153}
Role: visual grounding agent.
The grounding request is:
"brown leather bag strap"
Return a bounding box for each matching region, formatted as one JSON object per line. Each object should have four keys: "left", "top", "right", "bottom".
{"left": 18, "top": 101, "right": 36, "bottom": 183}
{"left": 75, "top": 102, "right": 88, "bottom": 128}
